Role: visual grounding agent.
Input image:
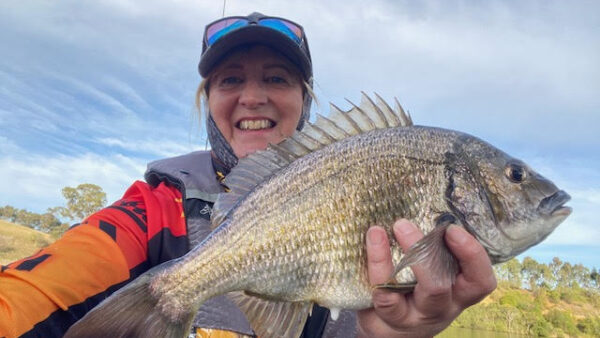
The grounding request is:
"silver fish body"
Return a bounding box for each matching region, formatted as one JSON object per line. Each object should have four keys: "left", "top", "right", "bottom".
{"left": 66, "top": 94, "right": 571, "bottom": 338}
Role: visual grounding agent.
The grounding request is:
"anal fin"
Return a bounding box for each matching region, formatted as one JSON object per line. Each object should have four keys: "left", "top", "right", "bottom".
{"left": 227, "top": 291, "right": 312, "bottom": 338}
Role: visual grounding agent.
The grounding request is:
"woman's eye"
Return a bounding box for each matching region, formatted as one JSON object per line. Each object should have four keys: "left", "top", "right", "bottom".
{"left": 215, "top": 75, "right": 243, "bottom": 87}
{"left": 505, "top": 163, "right": 527, "bottom": 183}
{"left": 221, "top": 76, "right": 242, "bottom": 85}
{"left": 265, "top": 76, "right": 288, "bottom": 84}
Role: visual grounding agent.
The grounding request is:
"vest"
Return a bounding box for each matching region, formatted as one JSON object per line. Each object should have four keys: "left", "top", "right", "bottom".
{"left": 145, "top": 151, "right": 357, "bottom": 337}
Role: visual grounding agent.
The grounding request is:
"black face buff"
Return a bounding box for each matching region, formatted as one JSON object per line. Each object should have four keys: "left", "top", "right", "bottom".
{"left": 207, "top": 113, "right": 238, "bottom": 171}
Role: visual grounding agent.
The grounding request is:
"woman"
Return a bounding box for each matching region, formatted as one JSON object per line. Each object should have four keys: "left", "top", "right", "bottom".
{"left": 0, "top": 12, "right": 495, "bottom": 337}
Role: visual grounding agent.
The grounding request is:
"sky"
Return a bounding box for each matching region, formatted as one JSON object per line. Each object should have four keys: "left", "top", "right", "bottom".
{"left": 0, "top": 0, "right": 598, "bottom": 269}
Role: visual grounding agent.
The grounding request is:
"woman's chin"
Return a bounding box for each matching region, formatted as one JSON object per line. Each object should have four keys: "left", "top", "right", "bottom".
{"left": 234, "top": 142, "right": 271, "bottom": 159}
{"left": 233, "top": 132, "right": 285, "bottom": 159}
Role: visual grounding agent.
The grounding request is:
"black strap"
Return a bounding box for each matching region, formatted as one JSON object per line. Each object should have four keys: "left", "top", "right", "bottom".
{"left": 300, "top": 304, "right": 329, "bottom": 338}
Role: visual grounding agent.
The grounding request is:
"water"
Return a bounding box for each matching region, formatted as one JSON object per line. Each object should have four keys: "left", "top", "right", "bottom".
{"left": 437, "top": 327, "right": 518, "bottom": 338}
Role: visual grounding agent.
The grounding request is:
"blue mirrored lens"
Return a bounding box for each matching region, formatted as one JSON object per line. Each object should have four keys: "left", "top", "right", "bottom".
{"left": 259, "top": 19, "right": 302, "bottom": 43}
{"left": 207, "top": 19, "right": 248, "bottom": 45}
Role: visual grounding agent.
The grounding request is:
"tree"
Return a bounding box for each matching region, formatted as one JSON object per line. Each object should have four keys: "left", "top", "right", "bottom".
{"left": 494, "top": 258, "right": 522, "bottom": 288}
{"left": 558, "top": 262, "right": 573, "bottom": 287}
{"left": 522, "top": 257, "right": 542, "bottom": 290}
{"left": 38, "top": 212, "right": 62, "bottom": 232}
{"left": 591, "top": 268, "right": 600, "bottom": 289}
{"left": 0, "top": 205, "right": 17, "bottom": 222}
{"left": 52, "top": 183, "right": 107, "bottom": 221}
{"left": 572, "top": 264, "right": 591, "bottom": 289}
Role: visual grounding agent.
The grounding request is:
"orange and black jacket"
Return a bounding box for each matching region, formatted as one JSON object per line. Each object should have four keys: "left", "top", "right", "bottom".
{"left": 0, "top": 181, "right": 188, "bottom": 337}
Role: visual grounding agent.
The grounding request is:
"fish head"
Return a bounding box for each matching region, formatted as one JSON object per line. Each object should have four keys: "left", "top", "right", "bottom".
{"left": 448, "top": 138, "right": 571, "bottom": 265}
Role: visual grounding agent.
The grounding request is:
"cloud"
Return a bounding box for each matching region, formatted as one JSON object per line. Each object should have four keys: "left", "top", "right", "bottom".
{"left": 95, "top": 137, "right": 199, "bottom": 158}
{"left": 0, "top": 136, "right": 20, "bottom": 154}
{"left": 0, "top": 151, "right": 147, "bottom": 215}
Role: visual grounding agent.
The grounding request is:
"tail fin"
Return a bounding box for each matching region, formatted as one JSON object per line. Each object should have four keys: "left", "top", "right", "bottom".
{"left": 65, "top": 263, "right": 196, "bottom": 338}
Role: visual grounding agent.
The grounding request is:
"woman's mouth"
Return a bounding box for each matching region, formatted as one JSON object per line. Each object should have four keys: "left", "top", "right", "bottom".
{"left": 237, "top": 119, "right": 275, "bottom": 130}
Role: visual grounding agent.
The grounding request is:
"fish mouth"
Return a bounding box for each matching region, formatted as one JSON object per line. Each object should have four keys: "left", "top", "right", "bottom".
{"left": 538, "top": 190, "right": 572, "bottom": 217}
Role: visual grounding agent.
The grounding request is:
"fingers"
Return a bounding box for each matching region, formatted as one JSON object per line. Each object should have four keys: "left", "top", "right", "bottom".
{"left": 445, "top": 225, "right": 497, "bottom": 307}
{"left": 366, "top": 226, "right": 394, "bottom": 285}
{"left": 365, "top": 219, "right": 424, "bottom": 285}
{"left": 365, "top": 225, "right": 406, "bottom": 320}
{"left": 392, "top": 219, "right": 424, "bottom": 252}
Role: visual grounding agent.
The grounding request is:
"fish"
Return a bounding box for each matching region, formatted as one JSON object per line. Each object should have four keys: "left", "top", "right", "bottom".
{"left": 65, "top": 93, "right": 571, "bottom": 338}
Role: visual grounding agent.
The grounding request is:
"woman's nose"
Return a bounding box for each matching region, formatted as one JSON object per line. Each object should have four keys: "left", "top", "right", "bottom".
{"left": 239, "top": 80, "right": 267, "bottom": 108}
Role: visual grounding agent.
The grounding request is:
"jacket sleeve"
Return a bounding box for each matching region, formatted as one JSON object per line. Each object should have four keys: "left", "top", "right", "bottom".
{"left": 0, "top": 181, "right": 186, "bottom": 338}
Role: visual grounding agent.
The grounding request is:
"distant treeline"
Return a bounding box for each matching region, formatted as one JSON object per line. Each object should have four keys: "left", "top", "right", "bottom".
{"left": 0, "top": 183, "right": 107, "bottom": 237}
{"left": 0, "top": 205, "right": 68, "bottom": 237}
{"left": 495, "top": 256, "right": 600, "bottom": 291}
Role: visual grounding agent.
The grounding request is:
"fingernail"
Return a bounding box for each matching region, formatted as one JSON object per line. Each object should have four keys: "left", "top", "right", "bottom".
{"left": 367, "top": 227, "right": 384, "bottom": 245}
{"left": 447, "top": 225, "right": 468, "bottom": 245}
{"left": 393, "top": 219, "right": 415, "bottom": 236}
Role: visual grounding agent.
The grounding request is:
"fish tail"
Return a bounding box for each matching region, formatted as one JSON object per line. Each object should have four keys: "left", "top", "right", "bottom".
{"left": 65, "top": 262, "right": 196, "bottom": 338}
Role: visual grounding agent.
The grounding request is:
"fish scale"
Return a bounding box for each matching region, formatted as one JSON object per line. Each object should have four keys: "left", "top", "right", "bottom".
{"left": 65, "top": 94, "right": 571, "bottom": 338}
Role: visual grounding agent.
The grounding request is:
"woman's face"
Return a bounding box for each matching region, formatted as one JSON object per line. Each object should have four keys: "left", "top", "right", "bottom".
{"left": 208, "top": 45, "right": 304, "bottom": 159}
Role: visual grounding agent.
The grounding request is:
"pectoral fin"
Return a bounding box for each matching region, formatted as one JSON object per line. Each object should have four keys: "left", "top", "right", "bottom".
{"left": 385, "top": 224, "right": 459, "bottom": 287}
{"left": 227, "top": 291, "right": 312, "bottom": 338}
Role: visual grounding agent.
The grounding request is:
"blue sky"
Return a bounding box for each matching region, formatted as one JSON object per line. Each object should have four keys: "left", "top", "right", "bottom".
{"left": 1, "top": 0, "right": 598, "bottom": 269}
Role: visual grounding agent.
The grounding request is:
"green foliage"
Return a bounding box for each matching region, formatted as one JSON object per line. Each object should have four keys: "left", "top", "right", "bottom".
{"left": 0, "top": 205, "right": 64, "bottom": 233}
{"left": 494, "top": 258, "right": 522, "bottom": 288}
{"left": 577, "top": 317, "right": 600, "bottom": 336}
{"left": 591, "top": 268, "right": 600, "bottom": 289}
{"left": 527, "top": 312, "right": 553, "bottom": 337}
{"left": 545, "top": 309, "right": 579, "bottom": 335}
{"left": 548, "top": 288, "right": 561, "bottom": 303}
{"left": 499, "top": 290, "right": 531, "bottom": 310}
{"left": 51, "top": 183, "right": 107, "bottom": 221}
{"left": 558, "top": 285, "right": 589, "bottom": 305}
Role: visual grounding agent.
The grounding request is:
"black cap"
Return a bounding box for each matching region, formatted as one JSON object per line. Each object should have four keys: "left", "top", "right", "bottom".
{"left": 199, "top": 12, "right": 312, "bottom": 82}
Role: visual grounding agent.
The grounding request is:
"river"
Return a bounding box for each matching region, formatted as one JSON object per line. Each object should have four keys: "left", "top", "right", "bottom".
{"left": 437, "top": 327, "right": 521, "bottom": 337}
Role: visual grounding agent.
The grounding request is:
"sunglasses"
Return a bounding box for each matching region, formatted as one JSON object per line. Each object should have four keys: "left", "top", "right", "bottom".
{"left": 204, "top": 16, "right": 305, "bottom": 47}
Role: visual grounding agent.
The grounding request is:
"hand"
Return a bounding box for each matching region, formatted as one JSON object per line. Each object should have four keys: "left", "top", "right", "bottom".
{"left": 356, "top": 219, "right": 497, "bottom": 337}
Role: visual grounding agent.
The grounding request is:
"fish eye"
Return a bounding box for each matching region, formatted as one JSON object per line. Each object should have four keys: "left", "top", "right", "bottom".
{"left": 505, "top": 162, "right": 527, "bottom": 183}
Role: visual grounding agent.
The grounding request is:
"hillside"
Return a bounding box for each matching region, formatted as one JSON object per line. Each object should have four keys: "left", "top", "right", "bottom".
{"left": 444, "top": 281, "right": 600, "bottom": 337}
{"left": 0, "top": 220, "right": 52, "bottom": 265}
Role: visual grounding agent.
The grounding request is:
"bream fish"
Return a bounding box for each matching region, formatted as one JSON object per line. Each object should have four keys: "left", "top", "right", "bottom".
{"left": 65, "top": 93, "right": 571, "bottom": 338}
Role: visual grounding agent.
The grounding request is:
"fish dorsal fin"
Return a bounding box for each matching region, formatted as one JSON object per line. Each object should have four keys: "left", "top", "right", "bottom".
{"left": 394, "top": 97, "right": 413, "bottom": 126}
{"left": 211, "top": 93, "right": 412, "bottom": 228}
{"left": 227, "top": 291, "right": 312, "bottom": 338}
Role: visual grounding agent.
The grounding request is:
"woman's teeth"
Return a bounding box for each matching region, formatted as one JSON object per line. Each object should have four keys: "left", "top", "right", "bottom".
{"left": 239, "top": 119, "right": 273, "bottom": 130}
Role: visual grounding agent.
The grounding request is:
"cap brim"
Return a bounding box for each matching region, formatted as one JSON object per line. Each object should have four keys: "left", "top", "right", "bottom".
{"left": 199, "top": 25, "right": 312, "bottom": 81}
